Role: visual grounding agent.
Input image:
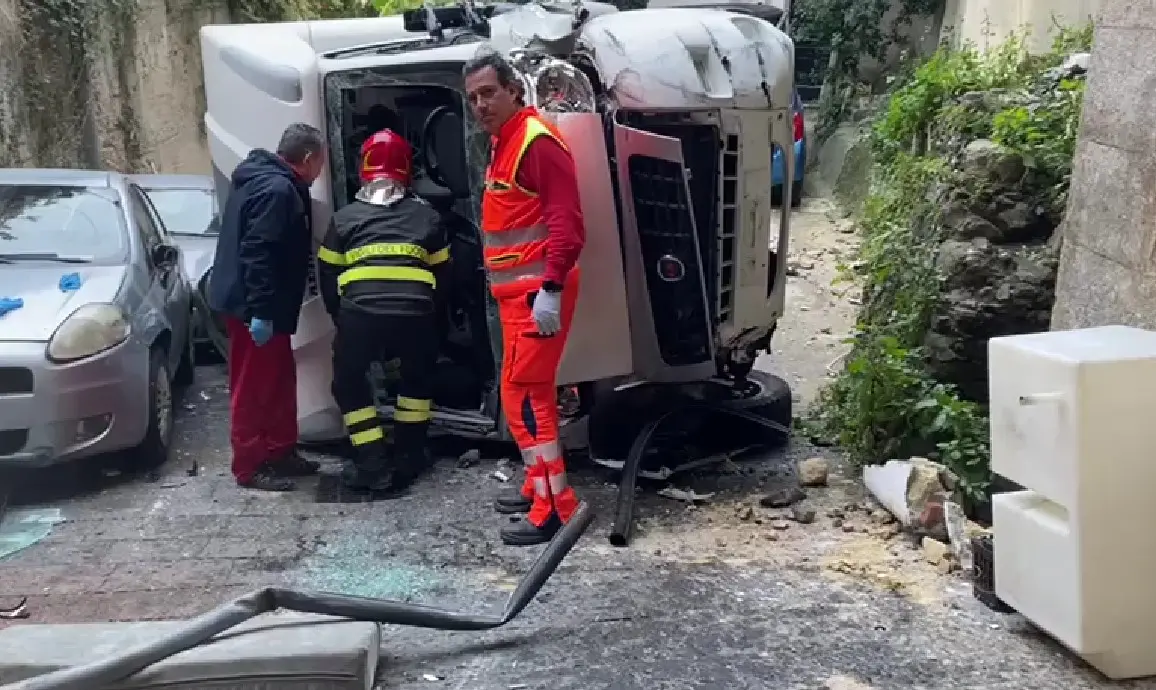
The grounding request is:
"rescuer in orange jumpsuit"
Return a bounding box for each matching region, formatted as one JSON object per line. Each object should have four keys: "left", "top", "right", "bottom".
{"left": 464, "top": 52, "right": 586, "bottom": 547}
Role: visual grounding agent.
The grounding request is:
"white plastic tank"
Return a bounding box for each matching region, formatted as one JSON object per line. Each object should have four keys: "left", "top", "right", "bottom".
{"left": 988, "top": 325, "right": 1156, "bottom": 679}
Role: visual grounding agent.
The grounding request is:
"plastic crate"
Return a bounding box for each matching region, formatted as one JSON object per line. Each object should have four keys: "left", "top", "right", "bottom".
{"left": 971, "top": 534, "right": 1014, "bottom": 613}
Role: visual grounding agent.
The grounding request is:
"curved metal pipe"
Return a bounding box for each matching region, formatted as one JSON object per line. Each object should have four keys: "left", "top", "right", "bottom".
{"left": 2, "top": 503, "right": 595, "bottom": 690}
{"left": 607, "top": 403, "right": 791, "bottom": 548}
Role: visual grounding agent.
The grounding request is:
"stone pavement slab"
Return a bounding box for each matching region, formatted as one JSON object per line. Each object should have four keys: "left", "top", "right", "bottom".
{"left": 0, "top": 612, "right": 378, "bottom": 689}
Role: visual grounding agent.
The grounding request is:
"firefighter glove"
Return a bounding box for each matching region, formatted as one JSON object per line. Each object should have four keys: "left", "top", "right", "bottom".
{"left": 531, "top": 289, "right": 562, "bottom": 336}
{"left": 249, "top": 318, "right": 273, "bottom": 347}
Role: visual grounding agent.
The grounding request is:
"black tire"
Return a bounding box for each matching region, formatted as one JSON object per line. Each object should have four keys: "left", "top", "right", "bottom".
{"left": 129, "top": 348, "right": 174, "bottom": 470}
{"left": 173, "top": 324, "right": 196, "bottom": 387}
{"left": 707, "top": 370, "right": 792, "bottom": 441}
{"left": 587, "top": 371, "right": 793, "bottom": 464}
{"left": 790, "top": 179, "right": 804, "bottom": 208}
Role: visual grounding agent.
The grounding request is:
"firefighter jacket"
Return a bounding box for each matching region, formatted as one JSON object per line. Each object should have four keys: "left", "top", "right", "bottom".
{"left": 317, "top": 194, "right": 450, "bottom": 318}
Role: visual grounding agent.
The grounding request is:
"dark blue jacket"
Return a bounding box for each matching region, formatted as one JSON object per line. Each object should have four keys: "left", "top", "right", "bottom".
{"left": 209, "top": 149, "right": 313, "bottom": 334}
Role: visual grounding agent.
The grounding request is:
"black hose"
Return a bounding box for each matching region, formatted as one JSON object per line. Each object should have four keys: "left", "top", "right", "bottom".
{"left": 608, "top": 409, "right": 681, "bottom": 547}
{"left": 607, "top": 402, "right": 792, "bottom": 548}
{"left": 2, "top": 502, "right": 595, "bottom": 690}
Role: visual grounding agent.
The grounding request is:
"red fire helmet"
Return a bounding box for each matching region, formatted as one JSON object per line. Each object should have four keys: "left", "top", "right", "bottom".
{"left": 359, "top": 129, "right": 413, "bottom": 186}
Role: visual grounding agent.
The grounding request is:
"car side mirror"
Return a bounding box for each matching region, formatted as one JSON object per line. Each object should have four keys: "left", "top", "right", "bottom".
{"left": 152, "top": 244, "right": 178, "bottom": 269}
{"left": 422, "top": 106, "right": 470, "bottom": 198}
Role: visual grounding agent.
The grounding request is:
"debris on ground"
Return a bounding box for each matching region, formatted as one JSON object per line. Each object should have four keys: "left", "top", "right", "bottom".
{"left": 657, "top": 487, "right": 713, "bottom": 503}
{"left": 797, "top": 456, "right": 829, "bottom": 486}
{"left": 862, "top": 457, "right": 957, "bottom": 538}
{"left": 0, "top": 595, "right": 29, "bottom": 619}
{"left": 456, "top": 448, "right": 480, "bottom": 468}
{"left": 0, "top": 508, "right": 66, "bottom": 560}
{"left": 760, "top": 486, "right": 806, "bottom": 508}
{"left": 491, "top": 470, "right": 511, "bottom": 482}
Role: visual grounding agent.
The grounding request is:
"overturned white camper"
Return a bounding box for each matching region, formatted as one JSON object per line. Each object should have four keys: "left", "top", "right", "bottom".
{"left": 200, "top": 0, "right": 796, "bottom": 452}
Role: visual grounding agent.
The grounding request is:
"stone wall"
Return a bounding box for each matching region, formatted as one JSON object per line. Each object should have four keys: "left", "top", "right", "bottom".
{"left": 941, "top": 0, "right": 1098, "bottom": 54}
{"left": 0, "top": 0, "right": 230, "bottom": 175}
{"left": 1051, "top": 5, "right": 1156, "bottom": 330}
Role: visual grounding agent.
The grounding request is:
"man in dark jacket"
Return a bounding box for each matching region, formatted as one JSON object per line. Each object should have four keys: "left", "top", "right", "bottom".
{"left": 209, "top": 123, "right": 327, "bottom": 491}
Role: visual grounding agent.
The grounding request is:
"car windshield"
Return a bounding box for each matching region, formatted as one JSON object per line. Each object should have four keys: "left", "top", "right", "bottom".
{"left": 142, "top": 188, "right": 217, "bottom": 236}
{"left": 0, "top": 185, "right": 125, "bottom": 262}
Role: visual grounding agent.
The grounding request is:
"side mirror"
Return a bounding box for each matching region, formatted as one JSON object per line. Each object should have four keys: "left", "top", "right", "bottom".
{"left": 422, "top": 106, "right": 470, "bottom": 198}
{"left": 152, "top": 244, "right": 179, "bottom": 269}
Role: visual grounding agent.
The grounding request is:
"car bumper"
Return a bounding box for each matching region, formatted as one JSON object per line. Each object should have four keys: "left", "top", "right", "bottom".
{"left": 0, "top": 338, "right": 151, "bottom": 467}
{"left": 772, "top": 139, "right": 806, "bottom": 186}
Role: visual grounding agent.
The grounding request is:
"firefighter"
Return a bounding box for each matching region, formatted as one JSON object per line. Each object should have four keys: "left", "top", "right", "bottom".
{"left": 316, "top": 129, "right": 451, "bottom": 494}
{"left": 463, "top": 52, "right": 586, "bottom": 546}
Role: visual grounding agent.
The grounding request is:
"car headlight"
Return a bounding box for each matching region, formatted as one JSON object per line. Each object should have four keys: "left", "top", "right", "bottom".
{"left": 46, "top": 303, "right": 131, "bottom": 363}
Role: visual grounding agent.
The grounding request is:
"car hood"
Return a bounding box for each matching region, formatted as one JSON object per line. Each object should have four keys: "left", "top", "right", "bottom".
{"left": 173, "top": 235, "right": 216, "bottom": 285}
{"left": 0, "top": 265, "right": 127, "bottom": 342}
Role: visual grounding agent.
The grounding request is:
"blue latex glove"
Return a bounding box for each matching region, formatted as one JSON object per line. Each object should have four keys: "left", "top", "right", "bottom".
{"left": 249, "top": 318, "right": 273, "bottom": 347}
{"left": 0, "top": 297, "right": 23, "bottom": 317}
{"left": 59, "top": 273, "right": 81, "bottom": 292}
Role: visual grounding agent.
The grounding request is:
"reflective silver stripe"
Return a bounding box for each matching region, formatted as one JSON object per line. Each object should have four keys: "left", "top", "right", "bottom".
{"left": 547, "top": 470, "right": 570, "bottom": 495}
{"left": 483, "top": 224, "right": 549, "bottom": 250}
{"left": 488, "top": 260, "right": 547, "bottom": 285}
{"left": 520, "top": 441, "right": 561, "bottom": 467}
{"left": 532, "top": 476, "right": 551, "bottom": 498}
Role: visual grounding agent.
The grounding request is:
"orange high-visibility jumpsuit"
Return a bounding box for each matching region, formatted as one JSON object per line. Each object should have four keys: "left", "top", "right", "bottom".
{"left": 481, "top": 107, "right": 581, "bottom": 530}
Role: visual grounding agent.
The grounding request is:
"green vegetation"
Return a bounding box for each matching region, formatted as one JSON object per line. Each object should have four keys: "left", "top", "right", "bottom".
{"left": 805, "top": 26, "right": 1093, "bottom": 503}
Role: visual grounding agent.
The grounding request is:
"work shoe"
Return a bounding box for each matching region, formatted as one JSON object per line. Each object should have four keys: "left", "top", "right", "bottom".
{"left": 341, "top": 464, "right": 400, "bottom": 494}
{"left": 493, "top": 487, "right": 532, "bottom": 514}
{"left": 271, "top": 450, "right": 320, "bottom": 477}
{"left": 238, "top": 466, "right": 295, "bottom": 492}
{"left": 500, "top": 512, "right": 562, "bottom": 547}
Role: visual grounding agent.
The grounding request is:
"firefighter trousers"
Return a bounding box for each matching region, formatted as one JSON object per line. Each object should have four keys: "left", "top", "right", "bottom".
{"left": 330, "top": 307, "right": 438, "bottom": 475}
{"left": 497, "top": 272, "right": 581, "bottom": 528}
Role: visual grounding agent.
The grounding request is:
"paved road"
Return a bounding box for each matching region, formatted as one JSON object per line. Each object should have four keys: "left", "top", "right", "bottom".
{"left": 0, "top": 367, "right": 1143, "bottom": 689}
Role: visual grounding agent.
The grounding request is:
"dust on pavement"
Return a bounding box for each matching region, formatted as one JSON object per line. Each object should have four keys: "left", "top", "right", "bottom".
{"left": 0, "top": 194, "right": 1137, "bottom": 689}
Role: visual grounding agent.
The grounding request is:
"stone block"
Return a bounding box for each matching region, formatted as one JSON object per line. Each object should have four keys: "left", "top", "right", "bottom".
{"left": 1062, "top": 139, "right": 1156, "bottom": 268}
{"left": 1051, "top": 238, "right": 1156, "bottom": 331}
{"left": 0, "top": 612, "right": 379, "bottom": 689}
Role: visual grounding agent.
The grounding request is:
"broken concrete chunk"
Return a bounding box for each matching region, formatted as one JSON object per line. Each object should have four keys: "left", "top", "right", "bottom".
{"left": 797, "top": 456, "right": 830, "bottom": 486}
{"left": 790, "top": 505, "right": 816, "bottom": 524}
{"left": 862, "top": 457, "right": 955, "bottom": 537}
{"left": 760, "top": 486, "right": 806, "bottom": 508}
{"left": 922, "top": 536, "right": 950, "bottom": 564}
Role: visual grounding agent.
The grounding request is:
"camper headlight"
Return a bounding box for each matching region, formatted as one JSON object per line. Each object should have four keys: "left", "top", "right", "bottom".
{"left": 47, "top": 303, "right": 131, "bottom": 363}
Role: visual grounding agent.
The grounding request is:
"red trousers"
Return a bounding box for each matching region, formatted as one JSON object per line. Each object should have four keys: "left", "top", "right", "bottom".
{"left": 498, "top": 271, "right": 581, "bottom": 527}
{"left": 225, "top": 316, "right": 298, "bottom": 482}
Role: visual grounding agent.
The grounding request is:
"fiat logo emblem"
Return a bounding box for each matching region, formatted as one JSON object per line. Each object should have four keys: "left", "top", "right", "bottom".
{"left": 657, "top": 255, "right": 686, "bottom": 282}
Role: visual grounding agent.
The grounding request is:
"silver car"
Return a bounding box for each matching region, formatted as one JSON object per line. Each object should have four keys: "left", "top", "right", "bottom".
{"left": 132, "top": 174, "right": 226, "bottom": 361}
{"left": 0, "top": 169, "right": 195, "bottom": 469}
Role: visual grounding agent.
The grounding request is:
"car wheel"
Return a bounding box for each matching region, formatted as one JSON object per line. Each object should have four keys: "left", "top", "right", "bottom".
{"left": 587, "top": 372, "right": 793, "bottom": 465}
{"left": 173, "top": 324, "right": 196, "bottom": 386}
{"left": 129, "top": 347, "right": 174, "bottom": 470}
{"left": 706, "top": 370, "right": 793, "bottom": 444}
{"left": 790, "top": 179, "right": 804, "bottom": 208}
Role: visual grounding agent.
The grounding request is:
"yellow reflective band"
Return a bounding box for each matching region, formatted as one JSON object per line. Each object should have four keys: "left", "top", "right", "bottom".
{"left": 396, "top": 396, "right": 431, "bottom": 411}
{"left": 338, "top": 266, "right": 436, "bottom": 292}
{"left": 317, "top": 246, "right": 347, "bottom": 266}
{"left": 350, "top": 427, "right": 384, "bottom": 446}
{"left": 429, "top": 247, "right": 450, "bottom": 265}
{"left": 393, "top": 408, "right": 432, "bottom": 423}
{"left": 345, "top": 242, "right": 431, "bottom": 264}
{"left": 343, "top": 407, "right": 377, "bottom": 426}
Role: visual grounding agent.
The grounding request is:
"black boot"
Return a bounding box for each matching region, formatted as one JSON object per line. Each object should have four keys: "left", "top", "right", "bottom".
{"left": 500, "top": 512, "right": 562, "bottom": 546}
{"left": 342, "top": 447, "right": 399, "bottom": 494}
{"left": 494, "top": 487, "right": 532, "bottom": 514}
{"left": 392, "top": 423, "right": 432, "bottom": 489}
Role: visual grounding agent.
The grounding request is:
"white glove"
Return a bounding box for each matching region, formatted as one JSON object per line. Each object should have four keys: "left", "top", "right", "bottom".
{"left": 531, "top": 289, "right": 562, "bottom": 336}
